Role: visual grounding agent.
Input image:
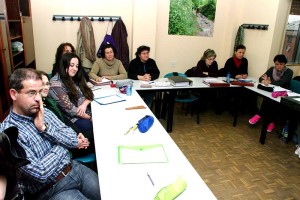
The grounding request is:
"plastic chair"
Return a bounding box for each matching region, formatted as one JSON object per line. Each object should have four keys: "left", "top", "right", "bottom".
{"left": 163, "top": 72, "right": 200, "bottom": 124}
{"left": 290, "top": 79, "right": 300, "bottom": 94}
{"left": 73, "top": 153, "right": 97, "bottom": 171}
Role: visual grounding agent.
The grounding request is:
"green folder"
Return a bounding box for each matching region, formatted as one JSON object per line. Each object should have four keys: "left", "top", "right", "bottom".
{"left": 118, "top": 144, "right": 169, "bottom": 164}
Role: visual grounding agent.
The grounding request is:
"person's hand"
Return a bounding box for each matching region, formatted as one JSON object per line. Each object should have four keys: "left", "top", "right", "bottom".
{"left": 242, "top": 74, "right": 248, "bottom": 79}
{"left": 263, "top": 77, "right": 271, "bottom": 86}
{"left": 235, "top": 74, "right": 242, "bottom": 79}
{"left": 34, "top": 98, "right": 46, "bottom": 132}
{"left": 77, "top": 104, "right": 87, "bottom": 117}
{"left": 144, "top": 74, "right": 152, "bottom": 81}
{"left": 203, "top": 72, "right": 208, "bottom": 76}
{"left": 261, "top": 74, "right": 268, "bottom": 80}
{"left": 95, "top": 77, "right": 102, "bottom": 82}
{"left": 77, "top": 133, "right": 90, "bottom": 149}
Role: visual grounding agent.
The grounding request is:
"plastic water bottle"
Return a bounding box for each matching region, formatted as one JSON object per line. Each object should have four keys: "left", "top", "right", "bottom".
{"left": 226, "top": 71, "right": 231, "bottom": 83}
{"left": 281, "top": 121, "right": 289, "bottom": 141}
{"left": 126, "top": 85, "right": 132, "bottom": 96}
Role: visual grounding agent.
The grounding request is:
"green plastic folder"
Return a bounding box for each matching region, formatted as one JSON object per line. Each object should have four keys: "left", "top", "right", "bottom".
{"left": 118, "top": 144, "right": 168, "bottom": 164}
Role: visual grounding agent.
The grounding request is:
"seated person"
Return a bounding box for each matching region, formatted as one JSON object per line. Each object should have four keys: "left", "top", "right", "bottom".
{"left": 51, "top": 42, "right": 89, "bottom": 81}
{"left": 249, "top": 54, "right": 293, "bottom": 132}
{"left": 89, "top": 43, "right": 127, "bottom": 81}
{"left": 0, "top": 68, "right": 100, "bottom": 199}
{"left": 127, "top": 45, "right": 160, "bottom": 108}
{"left": 194, "top": 49, "right": 218, "bottom": 77}
{"left": 49, "top": 53, "right": 94, "bottom": 133}
{"left": 224, "top": 44, "right": 248, "bottom": 79}
{"left": 38, "top": 70, "right": 94, "bottom": 158}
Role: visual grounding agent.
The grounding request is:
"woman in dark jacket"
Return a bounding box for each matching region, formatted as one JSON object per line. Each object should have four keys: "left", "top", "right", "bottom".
{"left": 249, "top": 54, "right": 293, "bottom": 132}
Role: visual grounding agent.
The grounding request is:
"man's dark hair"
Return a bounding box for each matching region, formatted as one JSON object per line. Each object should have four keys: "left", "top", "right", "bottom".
{"left": 273, "top": 54, "right": 288, "bottom": 64}
{"left": 135, "top": 45, "right": 150, "bottom": 58}
{"left": 9, "top": 68, "right": 41, "bottom": 91}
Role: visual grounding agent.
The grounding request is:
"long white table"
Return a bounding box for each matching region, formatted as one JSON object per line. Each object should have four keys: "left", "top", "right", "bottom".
{"left": 91, "top": 86, "right": 217, "bottom": 200}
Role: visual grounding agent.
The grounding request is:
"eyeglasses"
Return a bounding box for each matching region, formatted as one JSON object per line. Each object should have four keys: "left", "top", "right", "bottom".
{"left": 43, "top": 82, "right": 51, "bottom": 86}
{"left": 17, "top": 90, "right": 43, "bottom": 98}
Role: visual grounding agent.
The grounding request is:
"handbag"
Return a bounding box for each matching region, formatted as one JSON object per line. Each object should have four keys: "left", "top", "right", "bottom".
{"left": 137, "top": 115, "right": 154, "bottom": 133}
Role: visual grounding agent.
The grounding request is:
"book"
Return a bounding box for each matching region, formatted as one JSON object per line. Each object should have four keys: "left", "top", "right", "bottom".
{"left": 118, "top": 144, "right": 168, "bottom": 164}
{"left": 167, "top": 76, "right": 193, "bottom": 87}
{"left": 203, "top": 78, "right": 230, "bottom": 87}
{"left": 94, "top": 94, "right": 126, "bottom": 105}
{"left": 89, "top": 78, "right": 113, "bottom": 86}
{"left": 230, "top": 81, "right": 254, "bottom": 87}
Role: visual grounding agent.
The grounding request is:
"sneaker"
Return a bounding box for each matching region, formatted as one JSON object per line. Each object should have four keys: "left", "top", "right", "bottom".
{"left": 295, "top": 145, "right": 300, "bottom": 155}
{"left": 267, "top": 123, "right": 275, "bottom": 133}
{"left": 249, "top": 114, "right": 261, "bottom": 124}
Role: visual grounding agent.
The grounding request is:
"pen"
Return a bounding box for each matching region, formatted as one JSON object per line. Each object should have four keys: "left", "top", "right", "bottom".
{"left": 147, "top": 173, "right": 155, "bottom": 186}
{"left": 92, "top": 87, "right": 102, "bottom": 91}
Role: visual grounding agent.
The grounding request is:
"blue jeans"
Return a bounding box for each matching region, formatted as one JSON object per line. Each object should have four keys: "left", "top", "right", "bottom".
{"left": 37, "top": 160, "right": 100, "bottom": 200}
{"left": 75, "top": 118, "right": 93, "bottom": 133}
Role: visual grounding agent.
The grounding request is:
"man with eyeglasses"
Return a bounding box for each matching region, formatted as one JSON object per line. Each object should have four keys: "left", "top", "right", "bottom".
{"left": 0, "top": 68, "right": 101, "bottom": 199}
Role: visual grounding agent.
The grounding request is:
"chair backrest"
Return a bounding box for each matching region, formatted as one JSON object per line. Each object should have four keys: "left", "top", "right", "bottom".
{"left": 290, "top": 79, "right": 300, "bottom": 94}
{"left": 164, "top": 72, "right": 187, "bottom": 78}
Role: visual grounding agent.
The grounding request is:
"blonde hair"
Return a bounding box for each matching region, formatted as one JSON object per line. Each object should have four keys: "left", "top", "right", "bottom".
{"left": 201, "top": 49, "right": 216, "bottom": 61}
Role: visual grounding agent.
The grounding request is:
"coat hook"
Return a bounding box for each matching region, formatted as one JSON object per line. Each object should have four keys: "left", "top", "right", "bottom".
{"left": 98, "top": 17, "right": 101, "bottom": 21}
{"left": 77, "top": 17, "right": 81, "bottom": 21}
{"left": 52, "top": 16, "right": 56, "bottom": 21}
{"left": 62, "top": 16, "right": 65, "bottom": 21}
{"left": 70, "top": 16, "right": 73, "bottom": 21}
{"left": 91, "top": 17, "right": 94, "bottom": 21}
{"left": 109, "top": 17, "right": 112, "bottom": 21}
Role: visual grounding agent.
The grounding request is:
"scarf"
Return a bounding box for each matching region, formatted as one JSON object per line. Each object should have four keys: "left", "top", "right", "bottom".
{"left": 273, "top": 66, "right": 287, "bottom": 81}
{"left": 233, "top": 56, "right": 242, "bottom": 68}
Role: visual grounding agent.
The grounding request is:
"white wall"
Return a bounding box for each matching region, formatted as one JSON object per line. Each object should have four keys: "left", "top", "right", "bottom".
{"left": 31, "top": 0, "right": 292, "bottom": 78}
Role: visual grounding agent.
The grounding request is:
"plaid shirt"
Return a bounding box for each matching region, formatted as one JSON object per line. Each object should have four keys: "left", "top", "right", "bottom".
{"left": 0, "top": 108, "right": 78, "bottom": 194}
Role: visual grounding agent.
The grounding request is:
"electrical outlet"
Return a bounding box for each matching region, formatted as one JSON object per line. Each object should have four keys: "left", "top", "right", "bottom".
{"left": 171, "top": 60, "right": 176, "bottom": 68}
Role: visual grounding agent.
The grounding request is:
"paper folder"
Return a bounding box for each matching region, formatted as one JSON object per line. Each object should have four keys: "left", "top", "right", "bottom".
{"left": 118, "top": 144, "right": 168, "bottom": 164}
{"left": 94, "top": 94, "right": 126, "bottom": 105}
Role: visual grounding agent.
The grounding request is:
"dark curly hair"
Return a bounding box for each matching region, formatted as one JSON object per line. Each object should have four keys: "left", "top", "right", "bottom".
{"left": 57, "top": 53, "right": 93, "bottom": 104}
{"left": 135, "top": 45, "right": 150, "bottom": 58}
{"left": 100, "top": 43, "right": 116, "bottom": 58}
{"left": 51, "top": 43, "right": 75, "bottom": 77}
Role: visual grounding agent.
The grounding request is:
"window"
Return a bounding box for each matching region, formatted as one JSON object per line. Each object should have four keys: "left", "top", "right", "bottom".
{"left": 282, "top": 0, "right": 300, "bottom": 64}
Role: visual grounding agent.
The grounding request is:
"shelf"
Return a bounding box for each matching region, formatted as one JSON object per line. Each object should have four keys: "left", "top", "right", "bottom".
{"left": 14, "top": 60, "right": 24, "bottom": 68}
{"left": 10, "top": 35, "right": 22, "bottom": 40}
{"left": 8, "top": 20, "right": 21, "bottom": 22}
{"left": 12, "top": 51, "right": 23, "bottom": 57}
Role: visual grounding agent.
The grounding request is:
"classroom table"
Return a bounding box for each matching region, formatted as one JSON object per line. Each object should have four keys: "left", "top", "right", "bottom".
{"left": 133, "top": 77, "right": 241, "bottom": 132}
{"left": 91, "top": 86, "right": 217, "bottom": 200}
{"left": 245, "top": 84, "right": 300, "bottom": 144}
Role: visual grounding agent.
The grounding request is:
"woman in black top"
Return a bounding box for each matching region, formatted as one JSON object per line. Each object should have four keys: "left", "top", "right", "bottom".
{"left": 224, "top": 44, "right": 248, "bottom": 79}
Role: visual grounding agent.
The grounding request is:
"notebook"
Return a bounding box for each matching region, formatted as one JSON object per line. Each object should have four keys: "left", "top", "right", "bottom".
{"left": 167, "top": 76, "right": 193, "bottom": 87}
{"left": 94, "top": 94, "right": 126, "bottom": 105}
{"left": 203, "top": 78, "right": 230, "bottom": 87}
{"left": 89, "top": 78, "right": 113, "bottom": 86}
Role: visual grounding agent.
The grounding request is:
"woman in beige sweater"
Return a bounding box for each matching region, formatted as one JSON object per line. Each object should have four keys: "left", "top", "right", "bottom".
{"left": 89, "top": 43, "right": 127, "bottom": 81}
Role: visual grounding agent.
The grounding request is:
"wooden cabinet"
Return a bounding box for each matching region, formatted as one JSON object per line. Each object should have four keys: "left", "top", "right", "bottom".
{"left": 0, "top": 0, "right": 34, "bottom": 120}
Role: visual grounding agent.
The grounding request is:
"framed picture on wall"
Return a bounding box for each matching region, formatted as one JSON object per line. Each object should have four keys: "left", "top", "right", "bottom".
{"left": 168, "top": 0, "right": 217, "bottom": 37}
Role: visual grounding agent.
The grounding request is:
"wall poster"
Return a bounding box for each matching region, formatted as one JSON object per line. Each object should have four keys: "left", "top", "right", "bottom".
{"left": 168, "top": 0, "right": 217, "bottom": 37}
